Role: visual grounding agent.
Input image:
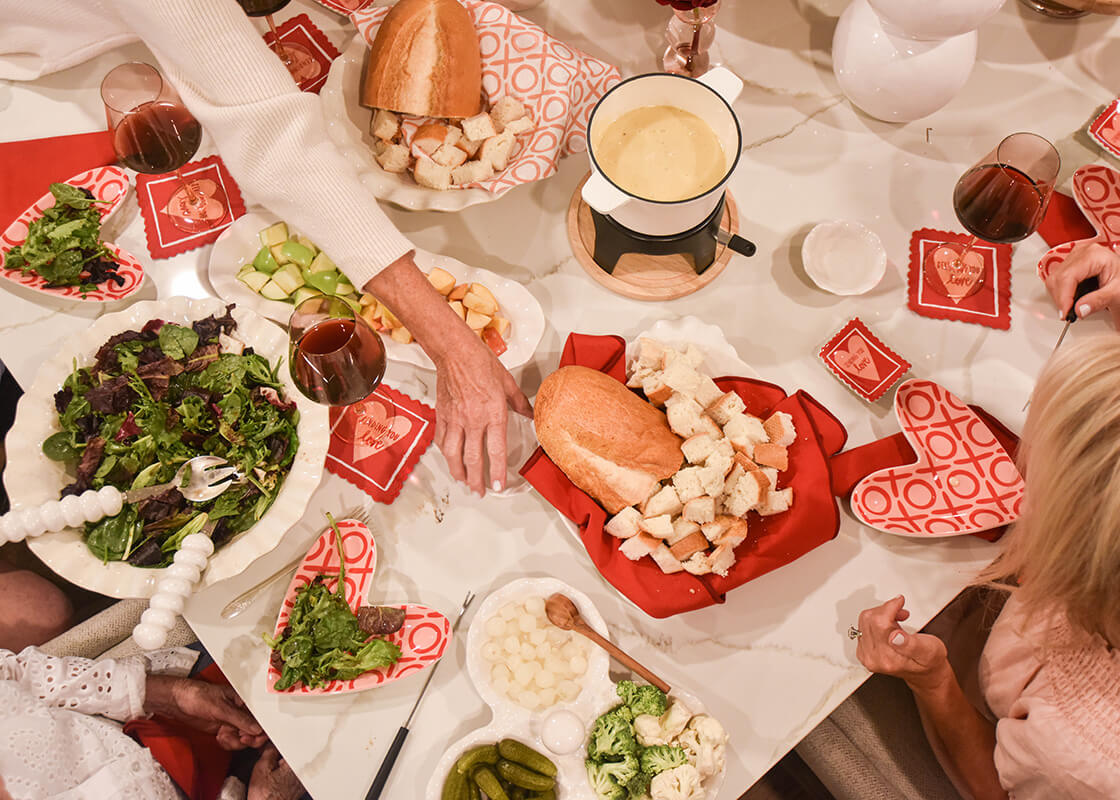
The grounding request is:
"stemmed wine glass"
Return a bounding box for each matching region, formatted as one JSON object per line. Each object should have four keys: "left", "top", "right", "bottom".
{"left": 236, "top": 0, "right": 296, "bottom": 68}
{"left": 923, "top": 133, "right": 1060, "bottom": 301}
{"left": 101, "top": 62, "right": 227, "bottom": 233}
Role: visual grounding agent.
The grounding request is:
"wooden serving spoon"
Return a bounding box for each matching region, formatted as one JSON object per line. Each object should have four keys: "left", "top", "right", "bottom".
{"left": 545, "top": 592, "right": 671, "bottom": 695}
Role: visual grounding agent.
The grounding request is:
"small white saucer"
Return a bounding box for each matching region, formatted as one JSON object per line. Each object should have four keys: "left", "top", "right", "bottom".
{"left": 802, "top": 220, "right": 887, "bottom": 295}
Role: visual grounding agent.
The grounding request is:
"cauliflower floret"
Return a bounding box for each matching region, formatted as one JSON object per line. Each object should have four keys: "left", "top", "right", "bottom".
{"left": 676, "top": 714, "right": 728, "bottom": 781}
{"left": 650, "top": 763, "right": 704, "bottom": 800}
{"left": 635, "top": 713, "right": 671, "bottom": 746}
{"left": 661, "top": 700, "right": 693, "bottom": 741}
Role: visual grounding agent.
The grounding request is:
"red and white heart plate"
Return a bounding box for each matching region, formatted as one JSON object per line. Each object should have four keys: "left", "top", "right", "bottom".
{"left": 267, "top": 518, "right": 451, "bottom": 695}
{"left": 1038, "top": 164, "right": 1120, "bottom": 280}
{"left": 0, "top": 166, "right": 145, "bottom": 302}
{"left": 851, "top": 379, "right": 1024, "bottom": 537}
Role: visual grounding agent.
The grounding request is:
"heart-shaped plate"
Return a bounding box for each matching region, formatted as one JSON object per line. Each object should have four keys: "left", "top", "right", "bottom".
{"left": 267, "top": 518, "right": 451, "bottom": 694}
{"left": 0, "top": 166, "right": 145, "bottom": 302}
{"left": 1038, "top": 164, "right": 1120, "bottom": 280}
{"left": 851, "top": 379, "right": 1024, "bottom": 537}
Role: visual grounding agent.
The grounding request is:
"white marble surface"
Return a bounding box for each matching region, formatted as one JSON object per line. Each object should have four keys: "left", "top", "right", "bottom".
{"left": 2, "top": 1, "right": 1120, "bottom": 798}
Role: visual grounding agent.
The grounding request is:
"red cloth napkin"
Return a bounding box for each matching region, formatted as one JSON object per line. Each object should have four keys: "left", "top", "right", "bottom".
{"left": 0, "top": 131, "right": 116, "bottom": 227}
{"left": 1037, "top": 190, "right": 1097, "bottom": 248}
{"left": 520, "top": 334, "right": 848, "bottom": 619}
{"left": 829, "top": 405, "right": 1019, "bottom": 543}
{"left": 123, "top": 664, "right": 232, "bottom": 800}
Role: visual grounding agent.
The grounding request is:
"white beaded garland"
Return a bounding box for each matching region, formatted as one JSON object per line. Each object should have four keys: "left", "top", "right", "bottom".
{"left": 140, "top": 607, "right": 177, "bottom": 630}
{"left": 166, "top": 562, "right": 201, "bottom": 583}
{"left": 180, "top": 533, "right": 214, "bottom": 556}
{"left": 149, "top": 593, "right": 185, "bottom": 614}
{"left": 133, "top": 623, "right": 167, "bottom": 650}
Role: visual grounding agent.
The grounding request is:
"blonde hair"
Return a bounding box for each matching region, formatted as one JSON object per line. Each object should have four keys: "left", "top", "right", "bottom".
{"left": 977, "top": 334, "right": 1120, "bottom": 646}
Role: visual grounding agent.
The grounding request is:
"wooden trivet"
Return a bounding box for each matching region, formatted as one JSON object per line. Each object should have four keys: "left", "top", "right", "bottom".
{"left": 566, "top": 173, "right": 740, "bottom": 301}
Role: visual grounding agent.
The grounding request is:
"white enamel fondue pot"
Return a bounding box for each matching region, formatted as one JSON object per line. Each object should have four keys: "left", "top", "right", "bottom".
{"left": 583, "top": 68, "right": 744, "bottom": 237}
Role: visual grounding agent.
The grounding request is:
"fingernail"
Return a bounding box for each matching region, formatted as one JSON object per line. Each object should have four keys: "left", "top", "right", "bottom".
{"left": 1079, "top": 303, "right": 1091, "bottom": 318}
{"left": 1059, "top": 309, "right": 1067, "bottom": 320}
{"left": 890, "top": 631, "right": 905, "bottom": 646}
{"left": 252, "top": 724, "right": 263, "bottom": 734}
{"left": 893, "top": 594, "right": 903, "bottom": 601}
{"left": 492, "top": 480, "right": 501, "bottom": 492}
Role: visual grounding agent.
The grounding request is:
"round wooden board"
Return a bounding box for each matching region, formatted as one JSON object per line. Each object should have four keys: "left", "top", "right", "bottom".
{"left": 566, "top": 173, "right": 741, "bottom": 301}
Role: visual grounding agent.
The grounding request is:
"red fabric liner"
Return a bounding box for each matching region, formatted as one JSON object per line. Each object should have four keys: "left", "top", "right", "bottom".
{"left": 520, "top": 333, "right": 849, "bottom": 619}
{"left": 0, "top": 131, "right": 116, "bottom": 227}
{"left": 123, "top": 664, "right": 232, "bottom": 800}
{"left": 1037, "top": 190, "right": 1096, "bottom": 248}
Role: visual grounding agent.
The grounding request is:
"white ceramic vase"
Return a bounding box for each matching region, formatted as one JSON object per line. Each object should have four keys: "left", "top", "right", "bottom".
{"left": 832, "top": 0, "right": 1005, "bottom": 123}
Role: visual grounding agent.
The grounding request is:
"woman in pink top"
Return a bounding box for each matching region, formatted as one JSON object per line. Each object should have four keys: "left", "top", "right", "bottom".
{"left": 856, "top": 331, "right": 1120, "bottom": 800}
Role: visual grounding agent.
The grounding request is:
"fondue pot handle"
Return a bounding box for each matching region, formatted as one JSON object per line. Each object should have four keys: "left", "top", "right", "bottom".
{"left": 582, "top": 172, "right": 630, "bottom": 215}
{"left": 698, "top": 67, "right": 744, "bottom": 105}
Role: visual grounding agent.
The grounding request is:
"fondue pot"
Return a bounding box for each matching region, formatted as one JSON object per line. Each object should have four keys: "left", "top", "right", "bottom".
{"left": 583, "top": 68, "right": 744, "bottom": 237}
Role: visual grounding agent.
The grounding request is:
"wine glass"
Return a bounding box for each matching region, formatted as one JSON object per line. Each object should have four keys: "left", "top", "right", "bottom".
{"left": 923, "top": 133, "right": 1060, "bottom": 301}
{"left": 100, "top": 62, "right": 227, "bottom": 233}
{"left": 235, "top": 0, "right": 296, "bottom": 69}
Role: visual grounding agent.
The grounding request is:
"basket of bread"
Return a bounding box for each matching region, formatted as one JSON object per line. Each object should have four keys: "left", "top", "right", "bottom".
{"left": 521, "top": 331, "right": 850, "bottom": 618}
{"left": 320, "top": 0, "right": 621, "bottom": 210}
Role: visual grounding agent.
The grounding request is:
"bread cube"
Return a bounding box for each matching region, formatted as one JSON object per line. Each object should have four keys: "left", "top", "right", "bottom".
{"left": 620, "top": 532, "right": 662, "bottom": 561}
{"left": 503, "top": 116, "right": 534, "bottom": 135}
{"left": 371, "top": 108, "right": 399, "bottom": 141}
{"left": 605, "top": 507, "right": 642, "bottom": 539}
{"left": 480, "top": 131, "right": 516, "bottom": 172}
{"left": 413, "top": 157, "right": 452, "bottom": 191}
{"left": 757, "top": 487, "right": 794, "bottom": 516}
{"left": 722, "top": 464, "right": 745, "bottom": 497}
{"left": 638, "top": 514, "right": 674, "bottom": 538}
{"left": 490, "top": 95, "right": 528, "bottom": 130}
{"left": 371, "top": 138, "right": 389, "bottom": 157}
{"left": 764, "top": 411, "right": 797, "bottom": 447}
{"left": 683, "top": 496, "right": 716, "bottom": 525}
{"left": 705, "top": 438, "right": 734, "bottom": 477}
{"left": 451, "top": 159, "right": 494, "bottom": 186}
{"left": 724, "top": 413, "right": 768, "bottom": 457}
{"left": 698, "top": 464, "right": 725, "bottom": 498}
{"left": 636, "top": 338, "right": 667, "bottom": 369}
{"left": 672, "top": 467, "right": 706, "bottom": 503}
{"left": 681, "top": 433, "right": 718, "bottom": 464}
{"left": 662, "top": 358, "right": 702, "bottom": 398}
{"left": 707, "top": 391, "right": 747, "bottom": 426}
{"left": 627, "top": 366, "right": 654, "bottom": 389}
{"left": 761, "top": 467, "right": 779, "bottom": 491}
{"left": 462, "top": 112, "right": 498, "bottom": 141}
{"left": 641, "top": 374, "right": 673, "bottom": 407}
{"left": 669, "top": 531, "right": 709, "bottom": 562}
{"left": 650, "top": 544, "right": 685, "bottom": 574}
{"left": 664, "top": 344, "right": 704, "bottom": 370}
{"left": 665, "top": 395, "right": 704, "bottom": 438}
{"left": 642, "top": 485, "right": 683, "bottom": 518}
{"left": 725, "top": 470, "right": 768, "bottom": 517}
{"left": 667, "top": 517, "right": 701, "bottom": 546}
{"left": 457, "top": 135, "right": 484, "bottom": 158}
{"left": 717, "top": 518, "right": 750, "bottom": 549}
{"left": 733, "top": 451, "right": 760, "bottom": 473}
{"left": 681, "top": 552, "right": 713, "bottom": 576}
{"left": 753, "top": 442, "right": 788, "bottom": 471}
{"left": 412, "top": 122, "right": 461, "bottom": 155}
{"left": 433, "top": 143, "right": 468, "bottom": 169}
{"left": 694, "top": 414, "right": 722, "bottom": 439}
{"left": 694, "top": 375, "right": 724, "bottom": 408}
{"left": 375, "top": 143, "right": 411, "bottom": 174}
{"left": 700, "top": 516, "right": 732, "bottom": 543}
{"left": 709, "top": 543, "right": 735, "bottom": 577}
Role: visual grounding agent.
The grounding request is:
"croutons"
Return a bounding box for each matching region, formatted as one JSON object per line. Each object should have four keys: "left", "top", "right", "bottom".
{"left": 432, "top": 143, "right": 468, "bottom": 169}
{"left": 667, "top": 517, "right": 701, "bottom": 546}
{"left": 461, "top": 111, "right": 498, "bottom": 141}
{"left": 605, "top": 507, "right": 642, "bottom": 539}
{"left": 480, "top": 131, "right": 516, "bottom": 172}
{"left": 707, "top": 391, "right": 747, "bottom": 425}
{"left": 375, "top": 143, "right": 410, "bottom": 174}
{"left": 638, "top": 514, "right": 674, "bottom": 538}
{"left": 642, "top": 374, "right": 673, "bottom": 407}
{"left": 650, "top": 544, "right": 685, "bottom": 574}
{"left": 683, "top": 496, "right": 716, "bottom": 525}
{"left": 753, "top": 442, "right": 789, "bottom": 472}
{"left": 681, "top": 433, "right": 718, "bottom": 464}
{"left": 371, "top": 108, "right": 399, "bottom": 141}
{"left": 412, "top": 157, "right": 452, "bottom": 191}
{"left": 724, "top": 413, "right": 768, "bottom": 457}
{"left": 764, "top": 411, "right": 797, "bottom": 447}
{"left": 451, "top": 160, "right": 493, "bottom": 187}
{"left": 669, "top": 531, "right": 709, "bottom": 562}
{"left": 620, "top": 533, "right": 662, "bottom": 561}
{"left": 412, "top": 122, "right": 461, "bottom": 155}
{"left": 490, "top": 95, "right": 528, "bottom": 131}
{"left": 643, "top": 485, "right": 683, "bottom": 519}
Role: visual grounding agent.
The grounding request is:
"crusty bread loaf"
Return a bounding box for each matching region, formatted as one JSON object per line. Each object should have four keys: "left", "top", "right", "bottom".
{"left": 362, "top": 0, "right": 483, "bottom": 119}
{"left": 535, "top": 366, "right": 684, "bottom": 514}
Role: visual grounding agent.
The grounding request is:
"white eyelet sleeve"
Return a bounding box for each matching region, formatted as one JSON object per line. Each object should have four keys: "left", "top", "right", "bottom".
{"left": 0, "top": 646, "right": 147, "bottom": 722}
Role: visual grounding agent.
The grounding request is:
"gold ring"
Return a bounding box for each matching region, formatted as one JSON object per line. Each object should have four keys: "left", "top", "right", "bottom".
{"left": 847, "top": 625, "right": 863, "bottom": 639}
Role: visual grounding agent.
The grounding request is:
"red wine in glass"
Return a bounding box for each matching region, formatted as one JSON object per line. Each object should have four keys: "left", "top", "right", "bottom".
{"left": 289, "top": 298, "right": 386, "bottom": 407}
{"left": 113, "top": 101, "right": 202, "bottom": 174}
{"left": 235, "top": 0, "right": 296, "bottom": 68}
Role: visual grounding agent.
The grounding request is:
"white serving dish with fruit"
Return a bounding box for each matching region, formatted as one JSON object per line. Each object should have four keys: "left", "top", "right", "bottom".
{"left": 207, "top": 211, "right": 544, "bottom": 370}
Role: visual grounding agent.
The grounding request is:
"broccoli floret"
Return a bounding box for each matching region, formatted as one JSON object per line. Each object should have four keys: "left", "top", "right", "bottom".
{"left": 639, "top": 744, "right": 689, "bottom": 776}
{"left": 588, "top": 704, "right": 638, "bottom": 760}
{"left": 617, "top": 680, "right": 669, "bottom": 718}
{"left": 586, "top": 760, "right": 628, "bottom": 800}
{"left": 626, "top": 769, "right": 652, "bottom": 797}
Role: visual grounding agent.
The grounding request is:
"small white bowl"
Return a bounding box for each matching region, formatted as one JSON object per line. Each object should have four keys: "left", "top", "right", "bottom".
{"left": 801, "top": 220, "right": 887, "bottom": 295}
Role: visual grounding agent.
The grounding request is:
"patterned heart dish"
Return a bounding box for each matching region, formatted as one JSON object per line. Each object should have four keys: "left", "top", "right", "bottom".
{"left": 851, "top": 379, "right": 1024, "bottom": 537}
{"left": 267, "top": 518, "right": 451, "bottom": 694}
{"left": 0, "top": 166, "right": 145, "bottom": 302}
{"left": 1038, "top": 164, "right": 1120, "bottom": 281}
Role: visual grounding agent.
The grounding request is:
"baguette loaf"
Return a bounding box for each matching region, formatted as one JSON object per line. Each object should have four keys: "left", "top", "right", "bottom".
{"left": 362, "top": 0, "right": 483, "bottom": 119}
{"left": 535, "top": 366, "right": 684, "bottom": 514}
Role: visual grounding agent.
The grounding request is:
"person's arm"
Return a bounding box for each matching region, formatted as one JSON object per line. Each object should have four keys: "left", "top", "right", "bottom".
{"left": 0, "top": 647, "right": 146, "bottom": 721}
{"left": 144, "top": 674, "right": 267, "bottom": 750}
{"left": 856, "top": 597, "right": 1008, "bottom": 800}
{"left": 366, "top": 253, "right": 531, "bottom": 494}
{"left": 1043, "top": 241, "right": 1120, "bottom": 328}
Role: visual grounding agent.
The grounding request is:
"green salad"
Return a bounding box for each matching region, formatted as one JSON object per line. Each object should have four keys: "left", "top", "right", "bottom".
{"left": 265, "top": 516, "right": 404, "bottom": 691}
{"left": 44, "top": 305, "right": 300, "bottom": 567}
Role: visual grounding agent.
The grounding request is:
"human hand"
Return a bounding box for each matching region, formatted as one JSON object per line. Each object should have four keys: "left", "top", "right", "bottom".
{"left": 855, "top": 596, "right": 952, "bottom": 694}
{"left": 1043, "top": 241, "right": 1120, "bottom": 328}
{"left": 144, "top": 675, "right": 267, "bottom": 750}
{"left": 248, "top": 745, "right": 304, "bottom": 800}
{"left": 432, "top": 332, "right": 533, "bottom": 496}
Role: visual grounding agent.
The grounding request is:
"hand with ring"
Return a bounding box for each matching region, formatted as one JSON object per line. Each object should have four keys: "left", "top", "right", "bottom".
{"left": 854, "top": 595, "right": 952, "bottom": 693}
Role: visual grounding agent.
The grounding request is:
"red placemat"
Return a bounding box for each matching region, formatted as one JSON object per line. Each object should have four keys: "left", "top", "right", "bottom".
{"left": 519, "top": 333, "right": 848, "bottom": 619}
{"left": 819, "top": 318, "right": 911, "bottom": 403}
{"left": 326, "top": 384, "right": 436, "bottom": 504}
{"left": 1089, "top": 97, "right": 1120, "bottom": 161}
{"left": 907, "top": 228, "right": 1012, "bottom": 330}
{"left": 263, "top": 13, "right": 342, "bottom": 94}
{"left": 0, "top": 131, "right": 116, "bottom": 227}
{"left": 134, "top": 155, "right": 246, "bottom": 258}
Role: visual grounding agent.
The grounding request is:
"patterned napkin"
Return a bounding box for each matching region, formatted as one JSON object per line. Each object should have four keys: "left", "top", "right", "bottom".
{"left": 1089, "top": 98, "right": 1120, "bottom": 161}
{"left": 906, "top": 228, "right": 1012, "bottom": 330}
{"left": 135, "top": 155, "right": 246, "bottom": 258}
{"left": 819, "top": 318, "right": 911, "bottom": 403}
{"left": 263, "top": 13, "right": 342, "bottom": 94}
{"left": 0, "top": 131, "right": 116, "bottom": 227}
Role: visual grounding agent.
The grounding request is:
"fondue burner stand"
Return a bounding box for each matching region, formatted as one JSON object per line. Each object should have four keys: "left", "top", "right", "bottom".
{"left": 566, "top": 174, "right": 751, "bottom": 301}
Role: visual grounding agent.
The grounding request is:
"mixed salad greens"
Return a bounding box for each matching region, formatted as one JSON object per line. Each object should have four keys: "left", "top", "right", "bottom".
{"left": 43, "top": 304, "right": 300, "bottom": 567}
{"left": 586, "top": 681, "right": 727, "bottom": 800}
{"left": 2, "top": 182, "right": 123, "bottom": 290}
{"left": 265, "top": 515, "right": 404, "bottom": 691}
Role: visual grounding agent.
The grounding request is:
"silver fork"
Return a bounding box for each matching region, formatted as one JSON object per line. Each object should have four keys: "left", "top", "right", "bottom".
{"left": 220, "top": 503, "right": 373, "bottom": 620}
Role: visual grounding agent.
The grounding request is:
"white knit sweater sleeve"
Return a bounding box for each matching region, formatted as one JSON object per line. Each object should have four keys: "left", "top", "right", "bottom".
{"left": 116, "top": 0, "right": 416, "bottom": 288}
{"left": 0, "top": 646, "right": 147, "bottom": 722}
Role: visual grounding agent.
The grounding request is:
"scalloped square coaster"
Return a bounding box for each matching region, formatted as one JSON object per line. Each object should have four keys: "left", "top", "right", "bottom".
{"left": 134, "top": 155, "right": 246, "bottom": 258}
{"left": 1089, "top": 98, "right": 1120, "bottom": 161}
{"left": 907, "top": 228, "right": 1011, "bottom": 330}
{"left": 819, "top": 318, "right": 911, "bottom": 403}
{"left": 326, "top": 384, "right": 436, "bottom": 504}
{"left": 263, "top": 13, "right": 341, "bottom": 94}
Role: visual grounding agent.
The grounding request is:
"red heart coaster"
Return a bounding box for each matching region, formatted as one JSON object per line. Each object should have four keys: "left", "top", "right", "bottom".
{"left": 1038, "top": 164, "right": 1120, "bottom": 282}
{"left": 312, "top": 0, "right": 375, "bottom": 14}
{"left": 851, "top": 379, "right": 1024, "bottom": 537}
{"left": 1089, "top": 98, "right": 1120, "bottom": 161}
{"left": 325, "top": 384, "right": 436, "bottom": 504}
{"left": 134, "top": 155, "right": 246, "bottom": 258}
{"left": 907, "top": 228, "right": 1011, "bottom": 330}
{"left": 819, "top": 318, "right": 910, "bottom": 402}
{"left": 263, "top": 13, "right": 342, "bottom": 94}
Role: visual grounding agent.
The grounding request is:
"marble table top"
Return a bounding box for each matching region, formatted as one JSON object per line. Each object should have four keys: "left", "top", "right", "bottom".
{"left": 2, "top": 1, "right": 1119, "bottom": 797}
